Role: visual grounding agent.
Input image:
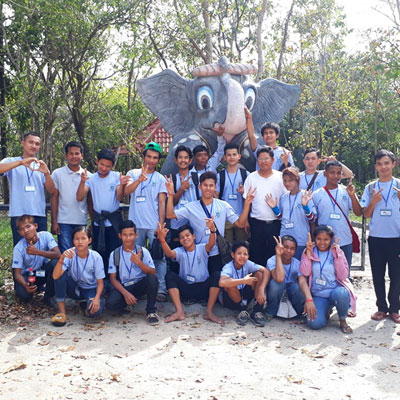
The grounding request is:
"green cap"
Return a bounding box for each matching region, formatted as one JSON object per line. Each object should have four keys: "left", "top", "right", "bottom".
{"left": 144, "top": 141, "right": 162, "bottom": 154}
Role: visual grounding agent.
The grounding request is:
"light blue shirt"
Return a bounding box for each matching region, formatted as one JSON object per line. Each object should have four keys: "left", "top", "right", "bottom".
{"left": 221, "top": 260, "right": 261, "bottom": 290}
{"left": 299, "top": 171, "right": 326, "bottom": 192}
{"left": 309, "top": 250, "right": 339, "bottom": 298}
{"left": 12, "top": 231, "right": 58, "bottom": 274}
{"left": 127, "top": 169, "right": 167, "bottom": 230}
{"left": 175, "top": 199, "right": 238, "bottom": 256}
{"left": 174, "top": 243, "right": 209, "bottom": 284}
{"left": 0, "top": 156, "right": 46, "bottom": 217}
{"left": 361, "top": 179, "right": 400, "bottom": 238}
{"left": 86, "top": 171, "right": 120, "bottom": 227}
{"left": 312, "top": 185, "right": 353, "bottom": 246}
{"left": 62, "top": 250, "right": 105, "bottom": 289}
{"left": 279, "top": 190, "right": 316, "bottom": 246}
{"left": 266, "top": 255, "right": 301, "bottom": 284}
{"left": 254, "top": 145, "right": 294, "bottom": 171}
{"left": 108, "top": 247, "right": 155, "bottom": 286}
{"left": 216, "top": 169, "right": 249, "bottom": 215}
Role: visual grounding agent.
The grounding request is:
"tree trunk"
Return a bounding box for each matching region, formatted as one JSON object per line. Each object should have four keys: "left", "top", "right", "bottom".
{"left": 201, "top": 1, "right": 213, "bottom": 64}
{"left": 256, "top": 0, "right": 269, "bottom": 81}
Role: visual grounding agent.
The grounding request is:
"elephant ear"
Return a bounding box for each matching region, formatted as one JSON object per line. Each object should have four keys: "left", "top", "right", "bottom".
{"left": 137, "top": 69, "right": 195, "bottom": 136}
{"left": 252, "top": 78, "right": 300, "bottom": 133}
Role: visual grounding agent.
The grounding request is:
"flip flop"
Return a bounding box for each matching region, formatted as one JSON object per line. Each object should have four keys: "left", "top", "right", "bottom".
{"left": 348, "top": 311, "right": 357, "bottom": 318}
{"left": 371, "top": 311, "right": 388, "bottom": 321}
{"left": 389, "top": 313, "right": 400, "bottom": 324}
{"left": 51, "top": 313, "right": 66, "bottom": 327}
{"left": 340, "top": 324, "right": 353, "bottom": 334}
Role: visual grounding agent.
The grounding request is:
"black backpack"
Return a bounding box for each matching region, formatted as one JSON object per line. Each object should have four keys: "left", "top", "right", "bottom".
{"left": 218, "top": 168, "right": 248, "bottom": 199}
{"left": 172, "top": 172, "right": 200, "bottom": 200}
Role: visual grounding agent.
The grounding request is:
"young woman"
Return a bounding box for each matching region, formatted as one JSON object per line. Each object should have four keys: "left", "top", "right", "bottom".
{"left": 51, "top": 226, "right": 105, "bottom": 327}
{"left": 299, "top": 225, "right": 356, "bottom": 333}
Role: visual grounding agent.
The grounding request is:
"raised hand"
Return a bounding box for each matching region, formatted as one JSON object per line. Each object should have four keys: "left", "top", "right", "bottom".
{"left": 157, "top": 222, "right": 169, "bottom": 241}
{"left": 237, "top": 182, "right": 244, "bottom": 195}
{"left": 244, "top": 186, "right": 256, "bottom": 205}
{"left": 280, "top": 148, "right": 291, "bottom": 166}
{"left": 301, "top": 189, "right": 313, "bottom": 206}
{"left": 371, "top": 187, "right": 383, "bottom": 205}
{"left": 346, "top": 176, "right": 356, "bottom": 197}
{"left": 205, "top": 217, "right": 215, "bottom": 231}
{"left": 306, "top": 232, "right": 315, "bottom": 258}
{"left": 80, "top": 168, "right": 89, "bottom": 183}
{"left": 180, "top": 174, "right": 192, "bottom": 191}
{"left": 119, "top": 172, "right": 130, "bottom": 186}
{"left": 130, "top": 248, "right": 143, "bottom": 265}
{"left": 138, "top": 165, "right": 149, "bottom": 183}
{"left": 244, "top": 107, "right": 252, "bottom": 121}
{"left": 36, "top": 160, "right": 50, "bottom": 174}
{"left": 273, "top": 235, "right": 284, "bottom": 256}
{"left": 164, "top": 174, "right": 175, "bottom": 196}
{"left": 63, "top": 248, "right": 76, "bottom": 259}
{"left": 21, "top": 157, "right": 39, "bottom": 169}
{"left": 265, "top": 193, "right": 278, "bottom": 208}
{"left": 331, "top": 237, "right": 340, "bottom": 251}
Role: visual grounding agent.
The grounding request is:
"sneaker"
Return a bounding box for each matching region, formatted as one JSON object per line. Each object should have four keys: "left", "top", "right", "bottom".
{"left": 236, "top": 310, "right": 250, "bottom": 326}
{"left": 147, "top": 313, "right": 160, "bottom": 326}
{"left": 250, "top": 311, "right": 266, "bottom": 327}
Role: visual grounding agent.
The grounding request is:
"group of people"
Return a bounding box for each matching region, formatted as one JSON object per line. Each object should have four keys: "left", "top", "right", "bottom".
{"left": 1, "top": 109, "right": 399, "bottom": 333}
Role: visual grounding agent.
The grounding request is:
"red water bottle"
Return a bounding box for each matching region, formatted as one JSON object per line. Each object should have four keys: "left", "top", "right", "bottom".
{"left": 27, "top": 268, "right": 36, "bottom": 286}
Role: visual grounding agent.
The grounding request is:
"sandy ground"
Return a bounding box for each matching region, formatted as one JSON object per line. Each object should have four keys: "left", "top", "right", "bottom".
{"left": 1, "top": 234, "right": 399, "bottom": 400}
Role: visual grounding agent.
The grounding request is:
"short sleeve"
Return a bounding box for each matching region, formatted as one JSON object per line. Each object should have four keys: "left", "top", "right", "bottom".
{"left": 62, "top": 257, "right": 71, "bottom": 272}
{"left": 108, "top": 251, "right": 117, "bottom": 274}
{"left": 225, "top": 202, "right": 239, "bottom": 224}
{"left": 51, "top": 170, "right": 60, "bottom": 190}
{"left": 93, "top": 252, "right": 105, "bottom": 279}
{"left": 173, "top": 246, "right": 184, "bottom": 263}
{"left": 12, "top": 246, "right": 24, "bottom": 269}
{"left": 175, "top": 204, "right": 191, "bottom": 220}
{"left": 220, "top": 263, "right": 233, "bottom": 278}
{"left": 360, "top": 186, "right": 371, "bottom": 208}
{"left": 266, "top": 256, "right": 276, "bottom": 271}
{"left": 141, "top": 248, "right": 155, "bottom": 269}
{"left": 247, "top": 260, "right": 262, "bottom": 274}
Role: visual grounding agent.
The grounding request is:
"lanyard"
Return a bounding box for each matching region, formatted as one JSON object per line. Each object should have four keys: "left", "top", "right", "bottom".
{"left": 140, "top": 172, "right": 155, "bottom": 192}
{"left": 24, "top": 160, "right": 35, "bottom": 185}
{"left": 327, "top": 188, "right": 339, "bottom": 212}
{"left": 121, "top": 247, "right": 137, "bottom": 277}
{"left": 316, "top": 249, "right": 330, "bottom": 277}
{"left": 226, "top": 170, "right": 239, "bottom": 195}
{"left": 200, "top": 199, "right": 214, "bottom": 218}
{"left": 184, "top": 247, "right": 197, "bottom": 275}
{"left": 286, "top": 260, "right": 293, "bottom": 280}
{"left": 74, "top": 250, "right": 89, "bottom": 283}
{"left": 288, "top": 192, "right": 299, "bottom": 221}
{"left": 234, "top": 262, "right": 245, "bottom": 294}
{"left": 27, "top": 237, "right": 41, "bottom": 269}
{"left": 377, "top": 179, "right": 393, "bottom": 208}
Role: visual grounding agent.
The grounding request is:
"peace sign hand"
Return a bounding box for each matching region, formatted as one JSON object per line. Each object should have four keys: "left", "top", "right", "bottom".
{"left": 181, "top": 175, "right": 192, "bottom": 191}
{"left": 138, "top": 165, "right": 149, "bottom": 183}
{"left": 280, "top": 149, "right": 291, "bottom": 166}
{"left": 157, "top": 222, "right": 169, "bottom": 241}
{"left": 331, "top": 237, "right": 340, "bottom": 251}
{"left": 306, "top": 232, "right": 315, "bottom": 258}
{"left": 273, "top": 235, "right": 284, "bottom": 256}
{"left": 346, "top": 176, "right": 356, "bottom": 197}
{"left": 130, "top": 248, "right": 143, "bottom": 265}
{"left": 81, "top": 168, "right": 89, "bottom": 183}
{"left": 371, "top": 187, "right": 383, "bottom": 205}
{"left": 244, "top": 186, "right": 257, "bottom": 205}
{"left": 164, "top": 174, "right": 175, "bottom": 196}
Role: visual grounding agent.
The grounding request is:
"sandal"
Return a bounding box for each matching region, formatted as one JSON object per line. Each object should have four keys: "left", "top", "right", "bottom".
{"left": 389, "top": 313, "right": 400, "bottom": 324}
{"left": 340, "top": 324, "right": 353, "bottom": 334}
{"left": 51, "top": 313, "right": 66, "bottom": 327}
{"left": 371, "top": 311, "right": 388, "bottom": 321}
{"left": 156, "top": 293, "right": 167, "bottom": 302}
{"left": 348, "top": 311, "right": 357, "bottom": 318}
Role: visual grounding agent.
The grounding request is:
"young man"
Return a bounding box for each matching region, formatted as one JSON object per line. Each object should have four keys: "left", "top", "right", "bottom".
{"left": 361, "top": 150, "right": 400, "bottom": 324}
{"left": 246, "top": 108, "right": 293, "bottom": 171}
{"left": 12, "top": 215, "right": 61, "bottom": 304}
{"left": 216, "top": 143, "right": 249, "bottom": 244}
{"left": 312, "top": 160, "right": 362, "bottom": 269}
{"left": 166, "top": 171, "right": 255, "bottom": 274}
{"left": 0, "top": 132, "right": 55, "bottom": 244}
{"left": 299, "top": 148, "right": 353, "bottom": 192}
{"left": 243, "top": 146, "right": 286, "bottom": 266}
{"left": 77, "top": 148, "right": 128, "bottom": 273}
{"left": 124, "top": 142, "right": 168, "bottom": 301}
{"left": 158, "top": 222, "right": 222, "bottom": 324}
{"left": 107, "top": 220, "right": 159, "bottom": 325}
{"left": 51, "top": 141, "right": 92, "bottom": 252}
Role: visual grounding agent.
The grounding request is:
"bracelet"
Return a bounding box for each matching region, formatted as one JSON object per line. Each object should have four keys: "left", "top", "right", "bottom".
{"left": 302, "top": 204, "right": 311, "bottom": 214}
{"left": 305, "top": 298, "right": 314, "bottom": 302}
{"left": 271, "top": 206, "right": 281, "bottom": 216}
{"left": 210, "top": 230, "right": 217, "bottom": 234}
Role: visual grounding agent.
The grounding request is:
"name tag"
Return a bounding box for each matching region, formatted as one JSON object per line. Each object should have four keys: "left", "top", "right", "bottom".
{"left": 35, "top": 269, "right": 45, "bottom": 278}
{"left": 124, "top": 280, "right": 135, "bottom": 287}
{"left": 179, "top": 200, "right": 188, "bottom": 205}
{"left": 329, "top": 213, "right": 341, "bottom": 220}
{"left": 186, "top": 274, "right": 195, "bottom": 283}
{"left": 284, "top": 222, "right": 294, "bottom": 229}
{"left": 228, "top": 194, "right": 238, "bottom": 200}
{"left": 316, "top": 278, "right": 326, "bottom": 286}
{"left": 136, "top": 196, "right": 146, "bottom": 203}
{"left": 205, "top": 229, "right": 211, "bottom": 235}
{"left": 75, "top": 287, "right": 81, "bottom": 297}
{"left": 380, "top": 209, "right": 392, "bottom": 216}
{"left": 25, "top": 185, "right": 36, "bottom": 192}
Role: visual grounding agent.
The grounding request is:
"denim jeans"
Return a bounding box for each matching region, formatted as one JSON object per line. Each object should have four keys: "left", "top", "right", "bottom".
{"left": 266, "top": 280, "right": 305, "bottom": 316}
{"left": 307, "top": 286, "right": 350, "bottom": 330}
{"left": 58, "top": 223, "right": 83, "bottom": 253}
{"left": 135, "top": 228, "right": 167, "bottom": 294}
{"left": 341, "top": 243, "right": 352, "bottom": 273}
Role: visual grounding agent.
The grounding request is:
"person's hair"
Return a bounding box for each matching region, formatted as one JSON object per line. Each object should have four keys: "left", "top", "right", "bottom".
{"left": 65, "top": 141, "right": 84, "bottom": 154}
{"left": 375, "top": 149, "right": 396, "bottom": 163}
{"left": 72, "top": 226, "right": 92, "bottom": 240}
{"left": 232, "top": 241, "right": 250, "bottom": 253}
{"left": 177, "top": 224, "right": 194, "bottom": 236}
{"left": 282, "top": 167, "right": 300, "bottom": 183}
{"left": 261, "top": 122, "right": 280, "bottom": 136}
{"left": 303, "top": 148, "right": 320, "bottom": 158}
{"left": 193, "top": 145, "right": 209, "bottom": 156}
{"left": 199, "top": 171, "right": 217, "bottom": 184}
{"left": 313, "top": 224, "right": 334, "bottom": 240}
{"left": 324, "top": 160, "right": 342, "bottom": 171}
{"left": 143, "top": 148, "right": 161, "bottom": 158}
{"left": 16, "top": 214, "right": 35, "bottom": 228}
{"left": 175, "top": 145, "right": 193, "bottom": 159}
{"left": 23, "top": 131, "right": 40, "bottom": 140}
{"left": 281, "top": 235, "right": 298, "bottom": 249}
{"left": 224, "top": 143, "right": 240, "bottom": 155}
{"left": 256, "top": 145, "right": 274, "bottom": 159}
{"left": 119, "top": 220, "right": 137, "bottom": 233}
{"left": 97, "top": 148, "right": 115, "bottom": 165}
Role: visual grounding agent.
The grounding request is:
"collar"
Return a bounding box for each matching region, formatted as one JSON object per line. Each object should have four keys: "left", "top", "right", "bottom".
{"left": 66, "top": 165, "right": 84, "bottom": 175}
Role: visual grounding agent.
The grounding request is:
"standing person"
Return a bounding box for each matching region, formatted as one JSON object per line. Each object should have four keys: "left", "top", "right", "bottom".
{"left": 124, "top": 142, "right": 168, "bottom": 302}
{"left": 312, "top": 160, "right": 362, "bottom": 269}
{"left": 243, "top": 146, "right": 286, "bottom": 266}
{"left": 76, "top": 149, "right": 128, "bottom": 273}
{"left": 0, "top": 132, "right": 55, "bottom": 245}
{"left": 51, "top": 141, "right": 92, "bottom": 252}
{"left": 216, "top": 143, "right": 249, "bottom": 244}
{"left": 361, "top": 149, "right": 400, "bottom": 324}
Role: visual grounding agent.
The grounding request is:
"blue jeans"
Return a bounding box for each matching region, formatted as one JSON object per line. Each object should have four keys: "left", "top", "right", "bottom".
{"left": 341, "top": 244, "right": 352, "bottom": 273}
{"left": 307, "top": 286, "right": 350, "bottom": 330}
{"left": 266, "top": 280, "right": 305, "bottom": 316}
{"left": 135, "top": 228, "right": 167, "bottom": 294}
{"left": 58, "top": 223, "right": 83, "bottom": 253}
{"left": 54, "top": 273, "right": 104, "bottom": 317}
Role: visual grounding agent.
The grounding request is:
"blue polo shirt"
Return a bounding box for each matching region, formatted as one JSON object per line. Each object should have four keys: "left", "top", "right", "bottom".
{"left": 221, "top": 260, "right": 261, "bottom": 290}
{"left": 266, "top": 255, "right": 301, "bottom": 284}
{"left": 174, "top": 243, "right": 209, "bottom": 284}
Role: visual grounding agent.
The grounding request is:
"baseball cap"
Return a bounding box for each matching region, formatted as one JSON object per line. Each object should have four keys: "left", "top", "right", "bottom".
{"left": 144, "top": 142, "right": 162, "bottom": 154}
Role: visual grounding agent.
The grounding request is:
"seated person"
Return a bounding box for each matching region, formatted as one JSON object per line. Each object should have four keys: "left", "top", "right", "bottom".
{"left": 52, "top": 226, "right": 104, "bottom": 327}
{"left": 12, "top": 214, "right": 60, "bottom": 305}
{"left": 158, "top": 221, "right": 223, "bottom": 324}
{"left": 106, "top": 220, "right": 159, "bottom": 326}
{"left": 265, "top": 235, "right": 305, "bottom": 319}
{"left": 299, "top": 226, "right": 356, "bottom": 333}
{"left": 219, "top": 241, "right": 269, "bottom": 327}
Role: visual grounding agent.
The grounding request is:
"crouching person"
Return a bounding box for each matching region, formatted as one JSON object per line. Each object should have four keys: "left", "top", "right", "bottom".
{"left": 265, "top": 235, "right": 305, "bottom": 320}
{"left": 12, "top": 215, "right": 60, "bottom": 305}
{"left": 106, "top": 220, "right": 159, "bottom": 325}
{"left": 158, "top": 221, "right": 223, "bottom": 324}
{"left": 219, "top": 241, "right": 270, "bottom": 327}
{"left": 52, "top": 226, "right": 104, "bottom": 327}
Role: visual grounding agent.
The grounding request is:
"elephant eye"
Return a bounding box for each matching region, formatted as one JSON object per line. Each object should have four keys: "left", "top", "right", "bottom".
{"left": 244, "top": 87, "right": 256, "bottom": 110}
{"left": 196, "top": 86, "right": 214, "bottom": 110}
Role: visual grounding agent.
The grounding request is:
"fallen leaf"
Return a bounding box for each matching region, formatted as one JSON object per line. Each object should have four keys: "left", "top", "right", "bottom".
{"left": 111, "top": 373, "right": 120, "bottom": 382}
{"left": 38, "top": 340, "right": 50, "bottom": 346}
{"left": 3, "top": 363, "right": 27, "bottom": 374}
{"left": 47, "top": 331, "right": 63, "bottom": 337}
{"left": 60, "top": 345, "right": 75, "bottom": 352}
{"left": 73, "top": 337, "right": 79, "bottom": 342}
{"left": 64, "top": 373, "right": 72, "bottom": 377}
{"left": 287, "top": 375, "right": 302, "bottom": 384}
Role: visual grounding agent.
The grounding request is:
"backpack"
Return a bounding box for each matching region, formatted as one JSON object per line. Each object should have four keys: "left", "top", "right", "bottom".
{"left": 367, "top": 178, "right": 400, "bottom": 196}
{"left": 172, "top": 172, "right": 200, "bottom": 200}
{"left": 112, "top": 245, "right": 143, "bottom": 281}
{"left": 218, "top": 168, "right": 248, "bottom": 199}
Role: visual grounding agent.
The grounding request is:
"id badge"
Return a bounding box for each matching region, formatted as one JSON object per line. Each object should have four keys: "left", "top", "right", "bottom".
{"left": 186, "top": 274, "right": 195, "bottom": 283}
{"left": 35, "top": 269, "right": 45, "bottom": 278}
{"left": 25, "top": 185, "right": 36, "bottom": 192}
{"left": 241, "top": 298, "right": 248, "bottom": 307}
{"left": 74, "top": 287, "right": 81, "bottom": 297}
{"left": 136, "top": 196, "right": 146, "bottom": 203}
{"left": 124, "top": 280, "right": 134, "bottom": 287}
{"left": 329, "top": 213, "right": 341, "bottom": 220}
{"left": 205, "top": 229, "right": 211, "bottom": 235}
{"left": 284, "top": 222, "right": 294, "bottom": 229}
{"left": 180, "top": 200, "right": 188, "bottom": 206}
{"left": 228, "top": 194, "right": 238, "bottom": 200}
{"left": 380, "top": 209, "right": 392, "bottom": 216}
{"left": 316, "top": 278, "right": 326, "bottom": 286}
